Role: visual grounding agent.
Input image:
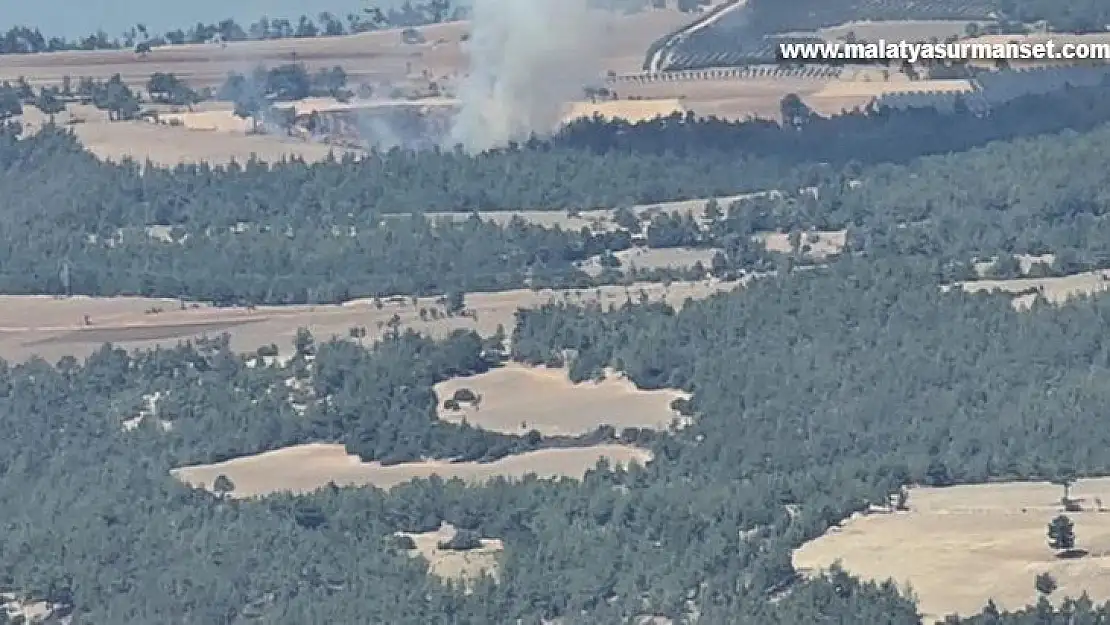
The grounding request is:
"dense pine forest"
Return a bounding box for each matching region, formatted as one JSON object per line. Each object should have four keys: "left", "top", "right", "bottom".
{"left": 1, "top": 79, "right": 1110, "bottom": 304}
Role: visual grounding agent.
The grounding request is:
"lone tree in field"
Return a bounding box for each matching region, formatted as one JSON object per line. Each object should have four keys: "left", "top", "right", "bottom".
{"left": 1047, "top": 514, "right": 1076, "bottom": 554}
{"left": 1053, "top": 466, "right": 1077, "bottom": 500}
{"left": 1053, "top": 466, "right": 1080, "bottom": 511}
{"left": 212, "top": 474, "right": 235, "bottom": 497}
{"left": 1034, "top": 571, "right": 1057, "bottom": 596}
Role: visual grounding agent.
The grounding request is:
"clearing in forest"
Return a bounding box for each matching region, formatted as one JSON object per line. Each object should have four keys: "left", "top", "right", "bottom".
{"left": 16, "top": 103, "right": 355, "bottom": 166}
{"left": 434, "top": 363, "right": 692, "bottom": 436}
{"left": 945, "top": 269, "right": 1110, "bottom": 311}
{"left": 396, "top": 522, "right": 504, "bottom": 588}
{"left": 577, "top": 247, "right": 721, "bottom": 277}
{"left": 793, "top": 478, "right": 1110, "bottom": 622}
{"left": 170, "top": 442, "right": 653, "bottom": 497}
{"left": 0, "top": 281, "right": 742, "bottom": 364}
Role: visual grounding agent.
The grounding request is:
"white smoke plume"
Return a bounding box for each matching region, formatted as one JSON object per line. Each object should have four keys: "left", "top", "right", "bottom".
{"left": 449, "top": 0, "right": 613, "bottom": 153}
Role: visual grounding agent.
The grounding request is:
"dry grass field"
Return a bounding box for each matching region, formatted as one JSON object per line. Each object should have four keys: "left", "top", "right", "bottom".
{"left": 413, "top": 192, "right": 769, "bottom": 230}
{"left": 0, "top": 281, "right": 743, "bottom": 364}
{"left": 793, "top": 478, "right": 1110, "bottom": 621}
{"left": 616, "top": 76, "right": 865, "bottom": 120}
{"left": 396, "top": 523, "right": 504, "bottom": 587}
{"left": 757, "top": 229, "right": 847, "bottom": 258}
{"left": 434, "top": 363, "right": 691, "bottom": 436}
{"left": 170, "top": 442, "right": 653, "bottom": 497}
{"left": 0, "top": 11, "right": 690, "bottom": 90}
{"left": 563, "top": 98, "right": 687, "bottom": 123}
{"left": 17, "top": 103, "right": 357, "bottom": 165}
{"left": 578, "top": 247, "right": 721, "bottom": 277}
{"left": 945, "top": 269, "right": 1110, "bottom": 311}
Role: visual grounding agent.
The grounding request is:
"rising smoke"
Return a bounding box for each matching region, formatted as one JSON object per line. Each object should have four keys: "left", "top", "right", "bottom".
{"left": 448, "top": 0, "right": 613, "bottom": 152}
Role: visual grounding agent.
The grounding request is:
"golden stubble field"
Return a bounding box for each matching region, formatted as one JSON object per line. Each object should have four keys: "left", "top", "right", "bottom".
{"left": 0, "top": 280, "right": 742, "bottom": 365}
{"left": 16, "top": 102, "right": 358, "bottom": 165}
{"left": 171, "top": 442, "right": 653, "bottom": 498}
{"left": 794, "top": 479, "right": 1110, "bottom": 621}
{"left": 0, "top": 11, "right": 689, "bottom": 89}
{"left": 434, "top": 363, "right": 691, "bottom": 436}
{"left": 946, "top": 268, "right": 1110, "bottom": 311}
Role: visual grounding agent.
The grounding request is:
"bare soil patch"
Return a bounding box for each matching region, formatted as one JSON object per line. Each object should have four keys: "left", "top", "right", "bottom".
{"left": 793, "top": 478, "right": 1110, "bottom": 621}
{"left": 0, "top": 281, "right": 742, "bottom": 364}
{"left": 434, "top": 363, "right": 691, "bottom": 436}
{"left": 171, "top": 442, "right": 653, "bottom": 497}
{"left": 396, "top": 522, "right": 503, "bottom": 587}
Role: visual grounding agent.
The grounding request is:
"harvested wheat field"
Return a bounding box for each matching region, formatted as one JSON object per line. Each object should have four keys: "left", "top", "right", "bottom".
{"left": 0, "top": 10, "right": 689, "bottom": 89}
{"left": 793, "top": 478, "right": 1110, "bottom": 621}
{"left": 16, "top": 103, "right": 357, "bottom": 166}
{"left": 945, "top": 270, "right": 1110, "bottom": 311}
{"left": 434, "top": 363, "right": 691, "bottom": 436}
{"left": 413, "top": 193, "right": 769, "bottom": 231}
{"left": 171, "top": 442, "right": 653, "bottom": 497}
{"left": 397, "top": 522, "right": 503, "bottom": 587}
{"left": 563, "top": 98, "right": 687, "bottom": 123}
{"left": 618, "top": 77, "right": 840, "bottom": 120}
{"left": 0, "top": 280, "right": 742, "bottom": 364}
{"left": 812, "top": 78, "right": 974, "bottom": 99}
{"left": 757, "top": 229, "right": 847, "bottom": 259}
{"left": 578, "top": 247, "right": 720, "bottom": 277}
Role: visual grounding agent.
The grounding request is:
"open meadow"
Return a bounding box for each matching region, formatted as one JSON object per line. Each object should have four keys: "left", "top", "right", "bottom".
{"left": 434, "top": 363, "right": 691, "bottom": 436}
{"left": 0, "top": 280, "right": 742, "bottom": 364}
{"left": 793, "top": 478, "right": 1110, "bottom": 621}
{"left": 170, "top": 442, "right": 653, "bottom": 497}
{"left": 0, "top": 11, "right": 689, "bottom": 89}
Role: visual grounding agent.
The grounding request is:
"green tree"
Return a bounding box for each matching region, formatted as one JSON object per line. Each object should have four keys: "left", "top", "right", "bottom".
{"left": 212, "top": 474, "right": 235, "bottom": 496}
{"left": 1047, "top": 515, "right": 1075, "bottom": 552}
{"left": 1034, "top": 571, "right": 1057, "bottom": 596}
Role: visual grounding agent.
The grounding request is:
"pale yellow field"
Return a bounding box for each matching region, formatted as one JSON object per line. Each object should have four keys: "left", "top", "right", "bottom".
{"left": 0, "top": 11, "right": 689, "bottom": 89}
{"left": 578, "top": 247, "right": 720, "bottom": 277}
{"left": 616, "top": 77, "right": 861, "bottom": 120}
{"left": 413, "top": 193, "right": 769, "bottom": 230}
{"left": 563, "top": 98, "right": 687, "bottom": 123}
{"left": 794, "top": 479, "right": 1110, "bottom": 622}
{"left": 397, "top": 523, "right": 503, "bottom": 587}
{"left": 17, "top": 103, "right": 358, "bottom": 166}
{"left": 812, "top": 78, "right": 974, "bottom": 98}
{"left": 0, "top": 281, "right": 742, "bottom": 364}
{"left": 945, "top": 269, "right": 1110, "bottom": 311}
{"left": 171, "top": 442, "right": 653, "bottom": 497}
{"left": 757, "top": 229, "right": 847, "bottom": 259}
{"left": 434, "top": 363, "right": 691, "bottom": 436}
